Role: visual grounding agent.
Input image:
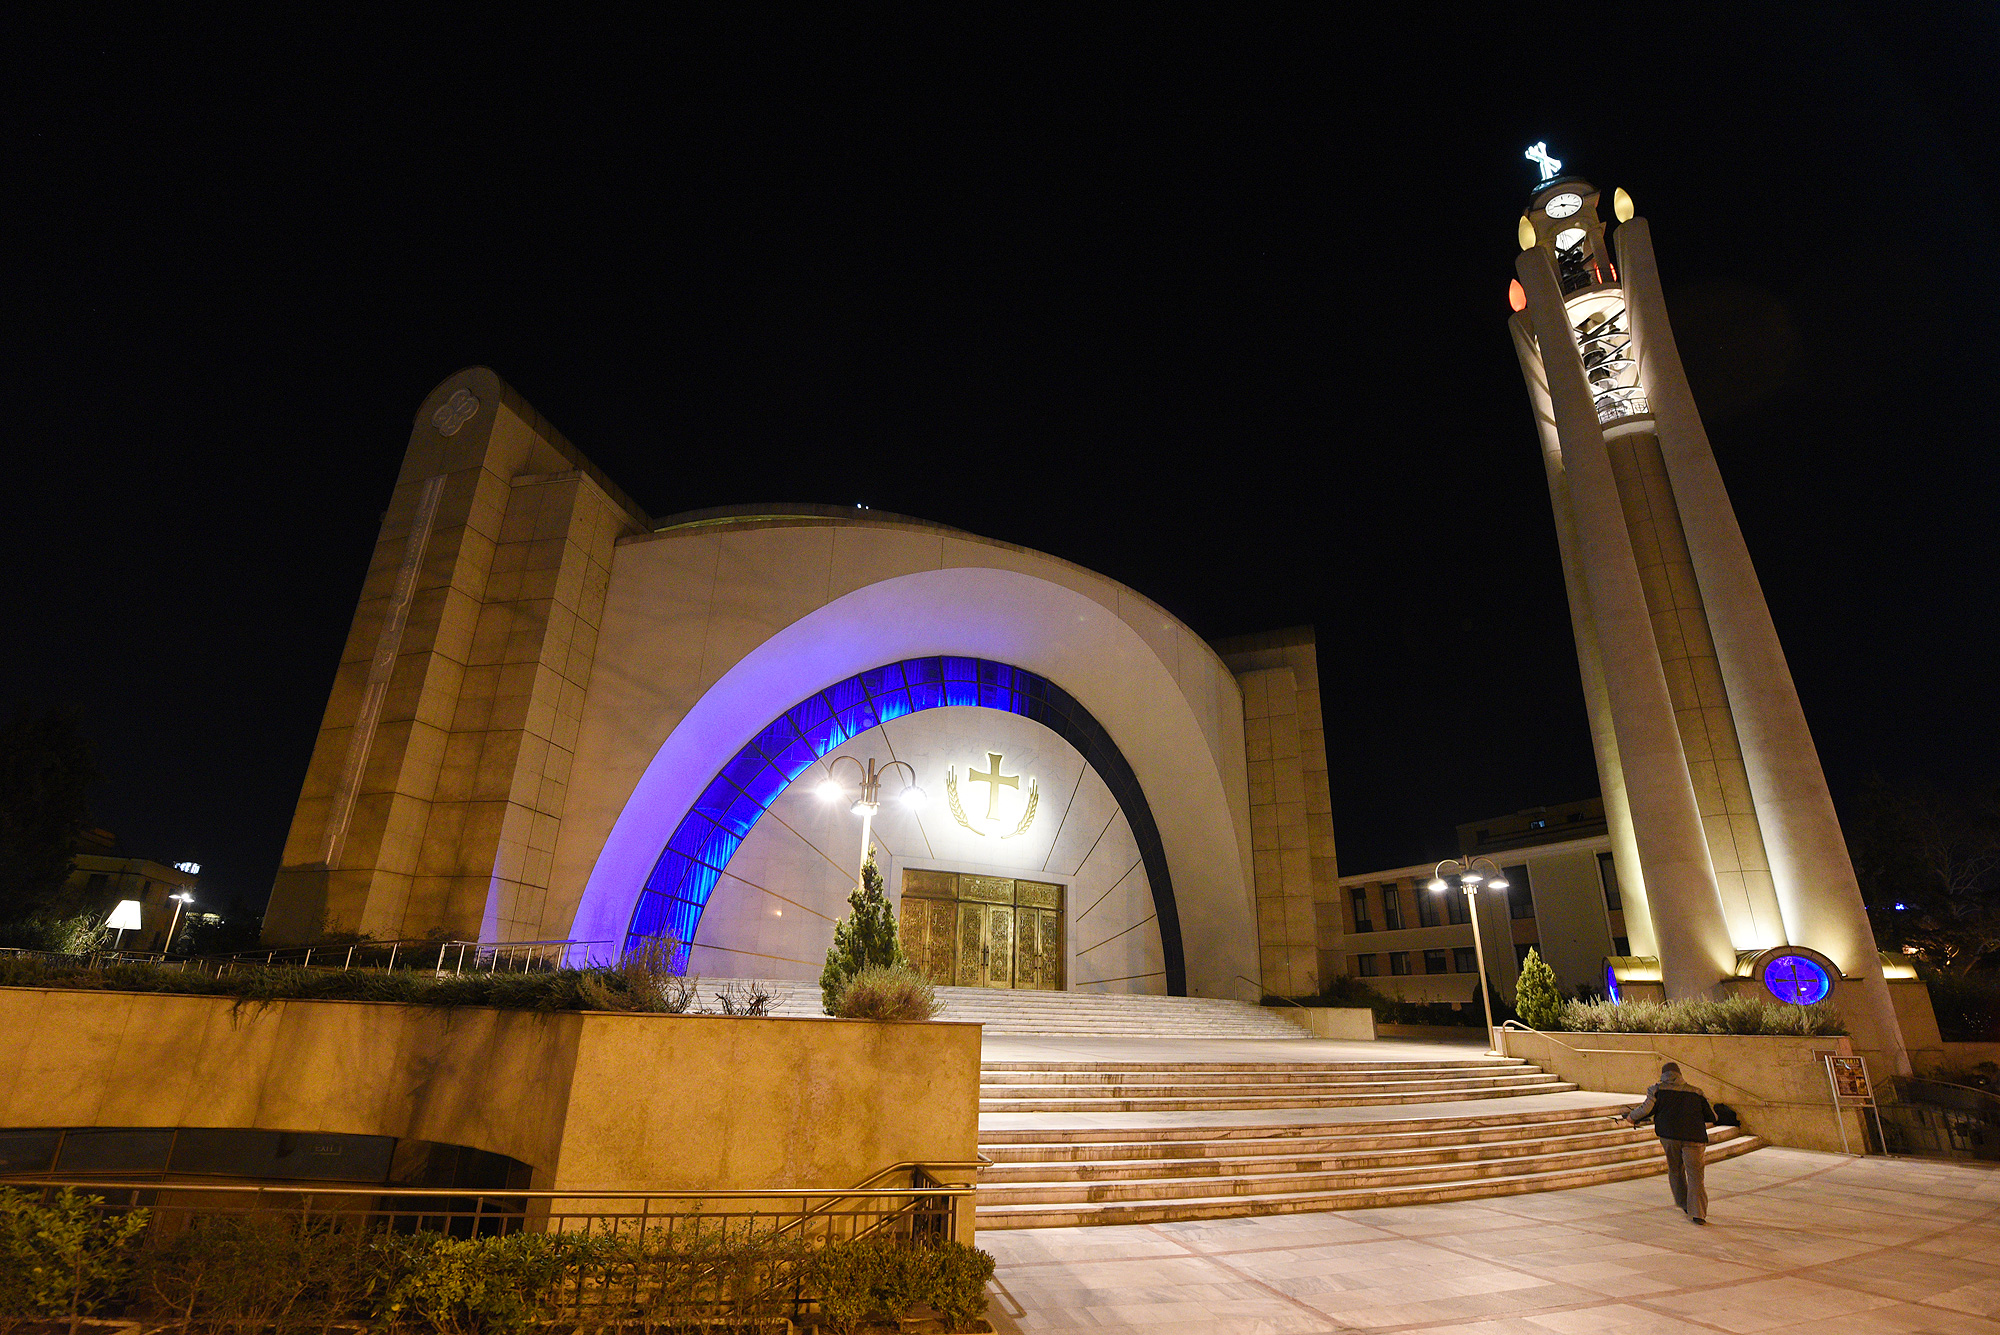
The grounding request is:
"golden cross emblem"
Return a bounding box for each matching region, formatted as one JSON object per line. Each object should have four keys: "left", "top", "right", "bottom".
{"left": 967, "top": 752, "right": 1018, "bottom": 820}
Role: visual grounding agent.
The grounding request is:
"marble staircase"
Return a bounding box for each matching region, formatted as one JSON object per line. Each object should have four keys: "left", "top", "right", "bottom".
{"left": 740, "top": 980, "right": 1314, "bottom": 1038}
{"left": 975, "top": 1055, "right": 1764, "bottom": 1228}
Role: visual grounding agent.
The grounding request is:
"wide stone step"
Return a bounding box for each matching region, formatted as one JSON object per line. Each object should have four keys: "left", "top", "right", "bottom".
{"left": 974, "top": 1131, "right": 1765, "bottom": 1228}
{"left": 977, "top": 1102, "right": 1630, "bottom": 1147}
{"left": 978, "top": 1134, "right": 1677, "bottom": 1204}
{"left": 979, "top": 1119, "right": 1647, "bottom": 1177}
{"left": 980, "top": 1124, "right": 1658, "bottom": 1183}
{"left": 978, "top": 1063, "right": 1523, "bottom": 1086}
{"left": 979, "top": 1071, "right": 1563, "bottom": 1098}
{"left": 982, "top": 1057, "right": 1517, "bottom": 1074}
{"left": 981, "top": 1080, "right": 1576, "bottom": 1113}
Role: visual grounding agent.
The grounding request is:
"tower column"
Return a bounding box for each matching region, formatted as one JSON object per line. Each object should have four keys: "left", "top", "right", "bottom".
{"left": 1508, "top": 315, "right": 1656, "bottom": 958}
{"left": 1618, "top": 220, "right": 1909, "bottom": 1071}
{"left": 1516, "top": 248, "right": 1737, "bottom": 998}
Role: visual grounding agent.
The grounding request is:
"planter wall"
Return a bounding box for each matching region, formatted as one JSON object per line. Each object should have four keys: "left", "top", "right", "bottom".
{"left": 1273, "top": 1007, "right": 1376, "bottom": 1040}
{"left": 1497, "top": 1028, "right": 1869, "bottom": 1154}
{"left": 0, "top": 987, "right": 980, "bottom": 1202}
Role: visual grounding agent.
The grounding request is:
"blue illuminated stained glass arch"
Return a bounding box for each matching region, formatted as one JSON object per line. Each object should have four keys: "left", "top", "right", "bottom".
{"left": 626, "top": 656, "right": 1188, "bottom": 994}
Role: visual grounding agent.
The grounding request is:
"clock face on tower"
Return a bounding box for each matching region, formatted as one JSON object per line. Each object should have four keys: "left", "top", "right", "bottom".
{"left": 1543, "top": 192, "right": 1583, "bottom": 219}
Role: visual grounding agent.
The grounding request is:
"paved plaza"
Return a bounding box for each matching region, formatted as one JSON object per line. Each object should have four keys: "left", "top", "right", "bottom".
{"left": 983, "top": 1147, "right": 2000, "bottom": 1334}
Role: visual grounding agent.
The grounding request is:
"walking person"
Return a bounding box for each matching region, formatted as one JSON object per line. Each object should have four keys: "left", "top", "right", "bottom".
{"left": 1620, "top": 1061, "right": 1717, "bottom": 1223}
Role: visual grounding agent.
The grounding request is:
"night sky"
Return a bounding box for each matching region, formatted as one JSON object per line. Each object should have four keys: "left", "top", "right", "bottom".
{"left": 6, "top": 10, "right": 1996, "bottom": 926}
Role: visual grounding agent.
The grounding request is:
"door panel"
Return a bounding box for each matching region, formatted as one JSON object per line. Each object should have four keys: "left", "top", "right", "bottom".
{"left": 910, "top": 873, "right": 1064, "bottom": 991}
{"left": 957, "top": 902, "right": 986, "bottom": 987}
{"left": 987, "top": 906, "right": 1013, "bottom": 988}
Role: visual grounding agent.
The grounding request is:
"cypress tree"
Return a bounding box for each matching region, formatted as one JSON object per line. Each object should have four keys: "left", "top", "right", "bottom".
{"left": 820, "top": 847, "right": 906, "bottom": 1014}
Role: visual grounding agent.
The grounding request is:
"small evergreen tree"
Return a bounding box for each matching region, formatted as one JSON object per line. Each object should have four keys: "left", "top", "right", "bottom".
{"left": 821, "top": 847, "right": 905, "bottom": 1014}
{"left": 1514, "top": 946, "right": 1563, "bottom": 1030}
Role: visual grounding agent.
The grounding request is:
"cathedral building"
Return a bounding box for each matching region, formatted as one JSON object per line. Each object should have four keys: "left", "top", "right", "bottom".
{"left": 261, "top": 371, "right": 1335, "bottom": 1001}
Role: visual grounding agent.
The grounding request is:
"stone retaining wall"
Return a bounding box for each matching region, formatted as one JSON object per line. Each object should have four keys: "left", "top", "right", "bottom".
{"left": 0, "top": 987, "right": 981, "bottom": 1212}
{"left": 1497, "top": 1028, "right": 1869, "bottom": 1153}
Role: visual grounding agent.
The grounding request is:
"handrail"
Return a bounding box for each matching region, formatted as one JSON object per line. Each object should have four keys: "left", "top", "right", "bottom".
{"left": 0, "top": 1178, "right": 976, "bottom": 1201}
{"left": 1235, "top": 974, "right": 1306, "bottom": 1009}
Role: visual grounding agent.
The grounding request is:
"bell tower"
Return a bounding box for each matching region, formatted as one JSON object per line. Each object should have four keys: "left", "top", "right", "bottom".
{"left": 1505, "top": 149, "right": 1911, "bottom": 1073}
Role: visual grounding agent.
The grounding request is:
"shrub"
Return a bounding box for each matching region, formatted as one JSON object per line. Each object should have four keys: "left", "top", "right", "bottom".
{"left": 1558, "top": 996, "right": 1845, "bottom": 1036}
{"left": 836, "top": 964, "right": 941, "bottom": 1021}
{"left": 802, "top": 1238, "right": 992, "bottom": 1333}
{"left": 1317, "top": 974, "right": 1383, "bottom": 1007}
{"left": 821, "top": 848, "right": 905, "bottom": 1014}
{"left": 925, "top": 1241, "right": 997, "bottom": 1329}
{"left": 1921, "top": 969, "right": 2000, "bottom": 1041}
{"left": 1513, "top": 948, "right": 1563, "bottom": 1030}
{"left": 141, "top": 1212, "right": 378, "bottom": 1335}
{"left": 376, "top": 1232, "right": 570, "bottom": 1335}
{"left": 0, "top": 1187, "right": 149, "bottom": 1324}
{"left": 0, "top": 944, "right": 789, "bottom": 1017}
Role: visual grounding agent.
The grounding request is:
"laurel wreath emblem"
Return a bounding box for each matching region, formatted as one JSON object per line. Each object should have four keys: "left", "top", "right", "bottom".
{"left": 1000, "top": 779, "right": 1039, "bottom": 839}
{"left": 944, "top": 768, "right": 1039, "bottom": 838}
{"left": 944, "top": 768, "right": 984, "bottom": 836}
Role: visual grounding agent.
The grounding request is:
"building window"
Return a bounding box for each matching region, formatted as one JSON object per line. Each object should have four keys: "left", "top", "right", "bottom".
{"left": 1351, "top": 888, "right": 1372, "bottom": 933}
{"left": 1416, "top": 887, "right": 1441, "bottom": 928}
{"left": 1446, "top": 890, "right": 1470, "bottom": 925}
{"left": 1356, "top": 953, "right": 1380, "bottom": 977}
{"left": 1424, "top": 949, "right": 1448, "bottom": 974}
{"left": 1613, "top": 936, "right": 1630, "bottom": 956}
{"left": 1506, "top": 866, "right": 1534, "bottom": 919}
{"left": 1389, "top": 951, "right": 1412, "bottom": 976}
{"left": 1453, "top": 946, "right": 1477, "bottom": 973}
{"left": 1381, "top": 885, "right": 1404, "bottom": 931}
{"left": 1598, "top": 851, "right": 1622, "bottom": 911}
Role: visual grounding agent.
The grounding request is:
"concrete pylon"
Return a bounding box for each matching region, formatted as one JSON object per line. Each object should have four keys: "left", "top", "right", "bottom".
{"left": 1515, "top": 247, "right": 1739, "bottom": 999}
{"left": 1617, "top": 220, "right": 1909, "bottom": 1074}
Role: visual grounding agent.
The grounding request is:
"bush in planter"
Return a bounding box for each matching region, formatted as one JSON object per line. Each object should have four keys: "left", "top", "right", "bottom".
{"left": 835, "top": 964, "right": 942, "bottom": 1021}
{"left": 140, "top": 1211, "right": 381, "bottom": 1335}
{"left": 821, "top": 848, "right": 906, "bottom": 1014}
{"left": 1513, "top": 948, "right": 1563, "bottom": 1030}
{"left": 1558, "top": 996, "right": 1845, "bottom": 1036}
{"left": 802, "top": 1237, "right": 993, "bottom": 1333}
{"left": 375, "top": 1232, "right": 572, "bottom": 1335}
{"left": 0, "top": 1187, "right": 149, "bottom": 1325}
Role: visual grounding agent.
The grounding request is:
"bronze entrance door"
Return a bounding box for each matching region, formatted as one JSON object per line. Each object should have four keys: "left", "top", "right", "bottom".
{"left": 899, "top": 870, "right": 1064, "bottom": 990}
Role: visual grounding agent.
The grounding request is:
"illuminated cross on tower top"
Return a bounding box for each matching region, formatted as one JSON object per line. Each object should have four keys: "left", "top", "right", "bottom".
{"left": 1524, "top": 141, "right": 1562, "bottom": 181}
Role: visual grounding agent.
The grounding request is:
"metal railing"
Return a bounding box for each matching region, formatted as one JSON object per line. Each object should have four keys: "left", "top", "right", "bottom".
{"left": 2, "top": 1166, "right": 983, "bottom": 1324}
{"left": 1880, "top": 1078, "right": 2000, "bottom": 1160}
{"left": 0, "top": 937, "right": 627, "bottom": 977}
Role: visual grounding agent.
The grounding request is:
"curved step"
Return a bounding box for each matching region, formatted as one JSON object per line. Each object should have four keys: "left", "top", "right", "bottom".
{"left": 974, "top": 1131, "right": 1764, "bottom": 1228}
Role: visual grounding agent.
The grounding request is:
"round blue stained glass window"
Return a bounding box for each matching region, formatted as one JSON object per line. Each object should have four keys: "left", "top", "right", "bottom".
{"left": 1762, "top": 954, "right": 1831, "bottom": 1006}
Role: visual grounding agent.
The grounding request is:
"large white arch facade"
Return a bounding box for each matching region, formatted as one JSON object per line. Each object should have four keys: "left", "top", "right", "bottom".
{"left": 550, "top": 514, "right": 1261, "bottom": 999}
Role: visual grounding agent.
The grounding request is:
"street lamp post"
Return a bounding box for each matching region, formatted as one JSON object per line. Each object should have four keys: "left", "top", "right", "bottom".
{"left": 817, "top": 756, "right": 924, "bottom": 890}
{"left": 164, "top": 892, "right": 195, "bottom": 954}
{"left": 1427, "top": 856, "right": 1511, "bottom": 1053}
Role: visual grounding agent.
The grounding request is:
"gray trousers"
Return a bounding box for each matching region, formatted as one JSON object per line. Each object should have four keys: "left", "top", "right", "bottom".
{"left": 1662, "top": 1138, "right": 1708, "bottom": 1219}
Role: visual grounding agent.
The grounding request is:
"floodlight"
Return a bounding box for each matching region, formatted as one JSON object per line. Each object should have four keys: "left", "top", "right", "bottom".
{"left": 817, "top": 778, "right": 844, "bottom": 802}
{"left": 106, "top": 900, "right": 143, "bottom": 931}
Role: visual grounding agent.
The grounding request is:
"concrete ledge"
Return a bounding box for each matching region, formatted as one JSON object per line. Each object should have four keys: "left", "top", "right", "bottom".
{"left": 1497, "top": 1028, "right": 1867, "bottom": 1154}
{"left": 0, "top": 986, "right": 980, "bottom": 1195}
{"left": 1272, "top": 1007, "right": 1376, "bottom": 1040}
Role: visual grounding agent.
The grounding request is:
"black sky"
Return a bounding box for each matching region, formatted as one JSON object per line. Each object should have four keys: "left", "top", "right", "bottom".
{"left": 4, "top": 8, "right": 1997, "bottom": 922}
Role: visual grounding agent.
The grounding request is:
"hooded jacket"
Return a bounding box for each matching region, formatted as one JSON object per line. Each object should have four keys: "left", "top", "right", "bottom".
{"left": 1624, "top": 1071, "right": 1715, "bottom": 1143}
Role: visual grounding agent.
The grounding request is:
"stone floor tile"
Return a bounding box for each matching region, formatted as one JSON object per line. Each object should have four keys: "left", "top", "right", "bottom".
{"left": 1638, "top": 1275, "right": 1899, "bottom": 1332}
